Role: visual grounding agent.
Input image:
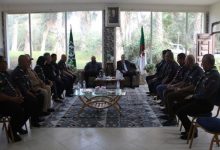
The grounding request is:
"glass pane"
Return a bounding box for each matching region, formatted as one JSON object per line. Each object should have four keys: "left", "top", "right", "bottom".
{"left": 67, "top": 11, "right": 102, "bottom": 69}
{"left": 6, "top": 14, "right": 30, "bottom": 69}
{"left": 31, "top": 12, "right": 66, "bottom": 67}
{"left": 212, "top": 23, "right": 220, "bottom": 33}
{"left": 152, "top": 12, "right": 186, "bottom": 63}
{"left": 213, "top": 34, "right": 220, "bottom": 71}
{"left": 187, "top": 13, "right": 204, "bottom": 56}
{"left": 116, "top": 11, "right": 151, "bottom": 66}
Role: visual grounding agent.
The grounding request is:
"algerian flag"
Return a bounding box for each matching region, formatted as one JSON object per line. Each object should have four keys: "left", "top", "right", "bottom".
{"left": 67, "top": 26, "right": 76, "bottom": 69}
{"left": 139, "top": 26, "right": 146, "bottom": 74}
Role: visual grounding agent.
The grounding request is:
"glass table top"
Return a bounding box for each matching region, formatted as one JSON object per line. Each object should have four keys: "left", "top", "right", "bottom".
{"left": 74, "top": 88, "right": 126, "bottom": 96}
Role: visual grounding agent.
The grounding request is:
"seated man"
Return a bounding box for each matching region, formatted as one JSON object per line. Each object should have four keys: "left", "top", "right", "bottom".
{"left": 44, "top": 54, "right": 65, "bottom": 100}
{"left": 11, "top": 55, "right": 42, "bottom": 127}
{"left": 0, "top": 60, "right": 27, "bottom": 142}
{"left": 175, "top": 54, "right": 220, "bottom": 139}
{"left": 84, "top": 56, "right": 102, "bottom": 87}
{"left": 162, "top": 55, "right": 203, "bottom": 125}
{"left": 58, "top": 54, "right": 76, "bottom": 96}
{"left": 146, "top": 50, "right": 167, "bottom": 84}
{"left": 35, "top": 56, "right": 62, "bottom": 103}
{"left": 25, "top": 54, "right": 53, "bottom": 116}
{"left": 156, "top": 53, "right": 187, "bottom": 100}
{"left": 117, "top": 54, "right": 137, "bottom": 88}
{"left": 148, "top": 50, "right": 179, "bottom": 94}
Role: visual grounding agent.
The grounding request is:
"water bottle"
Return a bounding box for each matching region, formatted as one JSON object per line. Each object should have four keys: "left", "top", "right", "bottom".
{"left": 83, "top": 80, "right": 86, "bottom": 89}
{"left": 77, "top": 82, "right": 81, "bottom": 89}
{"left": 116, "top": 80, "right": 120, "bottom": 89}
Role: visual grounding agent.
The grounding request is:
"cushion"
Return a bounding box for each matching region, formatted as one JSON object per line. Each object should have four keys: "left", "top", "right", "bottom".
{"left": 197, "top": 117, "right": 220, "bottom": 133}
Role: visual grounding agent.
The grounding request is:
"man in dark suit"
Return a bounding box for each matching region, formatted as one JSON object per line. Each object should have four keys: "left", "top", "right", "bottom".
{"left": 84, "top": 56, "right": 102, "bottom": 87}
{"left": 117, "top": 54, "right": 137, "bottom": 88}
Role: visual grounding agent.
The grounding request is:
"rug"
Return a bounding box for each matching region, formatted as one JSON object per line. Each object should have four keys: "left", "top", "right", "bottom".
{"left": 41, "top": 85, "right": 170, "bottom": 128}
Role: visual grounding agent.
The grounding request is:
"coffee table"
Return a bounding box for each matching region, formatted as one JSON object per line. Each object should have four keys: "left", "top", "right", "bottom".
{"left": 94, "top": 77, "right": 125, "bottom": 88}
{"left": 74, "top": 88, "right": 126, "bottom": 115}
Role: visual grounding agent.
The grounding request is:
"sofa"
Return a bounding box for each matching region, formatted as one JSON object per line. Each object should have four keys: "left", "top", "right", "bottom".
{"left": 81, "top": 62, "right": 140, "bottom": 88}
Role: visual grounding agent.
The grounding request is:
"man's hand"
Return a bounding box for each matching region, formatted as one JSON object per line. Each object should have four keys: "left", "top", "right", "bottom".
{"left": 175, "top": 87, "right": 181, "bottom": 92}
{"left": 167, "top": 84, "right": 174, "bottom": 90}
{"left": 11, "top": 96, "right": 24, "bottom": 104}
{"left": 184, "top": 94, "right": 193, "bottom": 100}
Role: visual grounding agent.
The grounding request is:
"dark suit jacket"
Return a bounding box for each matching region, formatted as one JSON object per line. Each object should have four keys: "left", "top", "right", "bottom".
{"left": 117, "top": 60, "right": 136, "bottom": 73}
{"left": 84, "top": 62, "right": 102, "bottom": 76}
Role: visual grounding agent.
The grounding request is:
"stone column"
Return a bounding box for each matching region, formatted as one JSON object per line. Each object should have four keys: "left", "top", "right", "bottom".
{"left": 103, "top": 10, "right": 115, "bottom": 69}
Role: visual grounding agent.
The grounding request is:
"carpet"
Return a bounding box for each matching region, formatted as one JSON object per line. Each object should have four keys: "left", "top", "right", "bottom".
{"left": 41, "top": 85, "right": 170, "bottom": 128}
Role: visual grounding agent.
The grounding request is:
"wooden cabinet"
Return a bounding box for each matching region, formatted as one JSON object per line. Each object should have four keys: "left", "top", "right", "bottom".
{"left": 196, "top": 34, "right": 213, "bottom": 65}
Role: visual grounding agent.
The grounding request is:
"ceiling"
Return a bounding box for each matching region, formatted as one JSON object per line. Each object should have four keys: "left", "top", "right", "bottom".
{"left": 0, "top": 0, "right": 219, "bottom": 5}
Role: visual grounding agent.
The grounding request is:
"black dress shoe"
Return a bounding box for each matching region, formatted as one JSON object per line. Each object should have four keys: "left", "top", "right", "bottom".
{"left": 180, "top": 132, "right": 198, "bottom": 140}
{"left": 66, "top": 94, "right": 73, "bottom": 97}
{"left": 54, "top": 98, "right": 63, "bottom": 103}
{"left": 8, "top": 130, "right": 22, "bottom": 142}
{"left": 40, "top": 112, "right": 51, "bottom": 116}
{"left": 58, "top": 96, "right": 64, "bottom": 99}
{"left": 163, "top": 119, "right": 177, "bottom": 126}
{"left": 48, "top": 108, "right": 55, "bottom": 112}
{"left": 159, "top": 115, "right": 170, "bottom": 120}
{"left": 181, "top": 131, "right": 187, "bottom": 136}
{"left": 31, "top": 122, "right": 41, "bottom": 127}
{"left": 17, "top": 128, "right": 28, "bottom": 135}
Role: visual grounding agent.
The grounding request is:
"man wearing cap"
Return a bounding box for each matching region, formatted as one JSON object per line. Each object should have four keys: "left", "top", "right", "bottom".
{"left": 11, "top": 55, "right": 42, "bottom": 127}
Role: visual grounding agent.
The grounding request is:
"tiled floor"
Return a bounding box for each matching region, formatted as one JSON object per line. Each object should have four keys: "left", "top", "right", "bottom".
{"left": 0, "top": 126, "right": 219, "bottom": 150}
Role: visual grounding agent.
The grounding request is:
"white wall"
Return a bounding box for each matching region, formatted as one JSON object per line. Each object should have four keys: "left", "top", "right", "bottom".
{"left": 209, "top": 1, "right": 220, "bottom": 32}
{"left": 0, "top": 3, "right": 208, "bottom": 13}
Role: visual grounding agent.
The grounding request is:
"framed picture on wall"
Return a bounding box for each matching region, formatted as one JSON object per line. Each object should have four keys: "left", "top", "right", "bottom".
{"left": 105, "top": 7, "right": 120, "bottom": 27}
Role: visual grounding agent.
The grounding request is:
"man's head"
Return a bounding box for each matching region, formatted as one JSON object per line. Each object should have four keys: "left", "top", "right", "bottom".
{"left": 44, "top": 54, "right": 51, "bottom": 64}
{"left": 25, "top": 54, "right": 33, "bottom": 67}
{"left": 0, "top": 60, "right": 7, "bottom": 72}
{"left": 61, "top": 54, "right": 67, "bottom": 62}
{"left": 177, "top": 53, "right": 186, "bottom": 66}
{"left": 51, "top": 54, "right": 57, "bottom": 63}
{"left": 44, "top": 52, "right": 50, "bottom": 58}
{"left": 201, "top": 54, "right": 215, "bottom": 71}
{"left": 36, "top": 56, "right": 46, "bottom": 66}
{"left": 121, "top": 54, "right": 125, "bottom": 61}
{"left": 91, "top": 56, "right": 96, "bottom": 63}
{"left": 162, "top": 50, "right": 168, "bottom": 60}
{"left": 18, "top": 55, "right": 29, "bottom": 70}
{"left": 165, "top": 51, "right": 174, "bottom": 62}
{"left": 185, "top": 55, "right": 195, "bottom": 68}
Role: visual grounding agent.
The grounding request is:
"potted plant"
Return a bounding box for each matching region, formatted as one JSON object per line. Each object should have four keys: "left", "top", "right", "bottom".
{"left": 144, "top": 64, "right": 155, "bottom": 75}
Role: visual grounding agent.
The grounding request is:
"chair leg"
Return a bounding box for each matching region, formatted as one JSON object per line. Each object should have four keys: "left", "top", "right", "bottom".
{"left": 2, "top": 121, "right": 10, "bottom": 143}
{"left": 8, "top": 123, "right": 14, "bottom": 142}
{"left": 214, "top": 134, "right": 220, "bottom": 147}
{"left": 187, "top": 118, "right": 195, "bottom": 144}
{"left": 210, "top": 135, "right": 215, "bottom": 150}
{"left": 189, "top": 125, "right": 197, "bottom": 148}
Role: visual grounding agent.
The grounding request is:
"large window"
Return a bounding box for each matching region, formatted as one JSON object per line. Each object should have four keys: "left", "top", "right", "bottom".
{"left": 116, "top": 11, "right": 204, "bottom": 65}
{"left": 67, "top": 11, "right": 102, "bottom": 69}
{"left": 116, "top": 12, "right": 151, "bottom": 67}
{"left": 187, "top": 13, "right": 204, "bottom": 56}
{"left": 6, "top": 14, "right": 30, "bottom": 69}
{"left": 31, "top": 12, "right": 66, "bottom": 67}
{"left": 152, "top": 12, "right": 186, "bottom": 62}
{"left": 6, "top": 11, "right": 102, "bottom": 69}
